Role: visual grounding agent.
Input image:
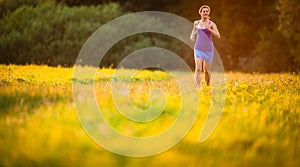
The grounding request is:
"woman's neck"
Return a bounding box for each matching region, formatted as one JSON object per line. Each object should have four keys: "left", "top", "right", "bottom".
{"left": 201, "top": 18, "right": 209, "bottom": 22}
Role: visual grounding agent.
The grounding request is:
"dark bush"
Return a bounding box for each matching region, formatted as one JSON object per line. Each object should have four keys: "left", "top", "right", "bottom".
{"left": 0, "top": 2, "right": 125, "bottom": 66}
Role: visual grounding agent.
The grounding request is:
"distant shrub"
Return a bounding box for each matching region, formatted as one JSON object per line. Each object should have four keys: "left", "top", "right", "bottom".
{"left": 0, "top": 2, "right": 189, "bottom": 69}
{"left": 0, "top": 2, "right": 125, "bottom": 66}
{"left": 0, "top": 0, "right": 41, "bottom": 18}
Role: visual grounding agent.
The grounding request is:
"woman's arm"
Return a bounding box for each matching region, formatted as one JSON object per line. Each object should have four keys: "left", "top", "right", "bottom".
{"left": 190, "top": 21, "right": 198, "bottom": 41}
{"left": 207, "top": 21, "right": 221, "bottom": 38}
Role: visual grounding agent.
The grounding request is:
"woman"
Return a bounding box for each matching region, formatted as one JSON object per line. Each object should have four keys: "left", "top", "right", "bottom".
{"left": 190, "top": 5, "right": 220, "bottom": 89}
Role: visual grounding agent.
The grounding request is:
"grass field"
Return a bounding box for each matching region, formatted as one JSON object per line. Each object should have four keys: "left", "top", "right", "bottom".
{"left": 0, "top": 65, "right": 299, "bottom": 166}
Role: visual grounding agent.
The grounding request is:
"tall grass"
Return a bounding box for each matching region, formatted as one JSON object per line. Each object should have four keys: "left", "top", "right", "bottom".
{"left": 0, "top": 65, "right": 299, "bottom": 166}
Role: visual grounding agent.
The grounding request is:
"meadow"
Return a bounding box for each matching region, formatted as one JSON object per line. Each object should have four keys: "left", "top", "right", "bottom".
{"left": 0, "top": 65, "right": 299, "bottom": 166}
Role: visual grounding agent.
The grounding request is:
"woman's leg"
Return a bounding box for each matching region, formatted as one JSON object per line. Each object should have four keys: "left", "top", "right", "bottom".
{"left": 203, "top": 60, "right": 211, "bottom": 86}
{"left": 194, "top": 58, "right": 203, "bottom": 89}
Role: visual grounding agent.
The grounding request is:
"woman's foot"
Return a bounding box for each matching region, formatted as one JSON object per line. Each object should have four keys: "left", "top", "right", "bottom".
{"left": 196, "top": 85, "right": 203, "bottom": 91}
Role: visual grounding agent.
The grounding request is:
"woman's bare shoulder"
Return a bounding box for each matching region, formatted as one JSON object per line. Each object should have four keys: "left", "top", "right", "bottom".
{"left": 193, "top": 20, "right": 200, "bottom": 25}
{"left": 209, "top": 20, "right": 217, "bottom": 26}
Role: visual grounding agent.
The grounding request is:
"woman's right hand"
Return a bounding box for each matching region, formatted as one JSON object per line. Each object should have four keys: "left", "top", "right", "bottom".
{"left": 190, "top": 35, "right": 195, "bottom": 42}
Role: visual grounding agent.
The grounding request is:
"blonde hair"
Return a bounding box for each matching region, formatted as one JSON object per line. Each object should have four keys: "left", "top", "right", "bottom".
{"left": 198, "top": 5, "right": 211, "bottom": 19}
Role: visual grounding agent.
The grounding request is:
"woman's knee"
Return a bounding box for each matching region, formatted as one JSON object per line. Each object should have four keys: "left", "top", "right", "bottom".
{"left": 203, "top": 67, "right": 208, "bottom": 72}
{"left": 195, "top": 67, "right": 202, "bottom": 72}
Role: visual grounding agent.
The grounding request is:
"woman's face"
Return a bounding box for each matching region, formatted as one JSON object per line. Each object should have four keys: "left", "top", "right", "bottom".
{"left": 200, "top": 7, "right": 210, "bottom": 19}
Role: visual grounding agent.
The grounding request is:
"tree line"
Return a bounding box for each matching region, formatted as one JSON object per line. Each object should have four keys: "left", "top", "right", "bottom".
{"left": 0, "top": 0, "right": 299, "bottom": 72}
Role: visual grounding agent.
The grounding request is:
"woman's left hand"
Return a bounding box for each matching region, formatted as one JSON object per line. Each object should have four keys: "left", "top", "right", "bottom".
{"left": 206, "top": 23, "right": 213, "bottom": 31}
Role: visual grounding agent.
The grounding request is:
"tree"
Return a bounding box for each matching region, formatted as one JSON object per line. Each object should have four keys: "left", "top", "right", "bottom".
{"left": 0, "top": 2, "right": 124, "bottom": 66}
{"left": 277, "top": 0, "right": 300, "bottom": 71}
{"left": 254, "top": 0, "right": 300, "bottom": 72}
{"left": 0, "top": 0, "right": 41, "bottom": 18}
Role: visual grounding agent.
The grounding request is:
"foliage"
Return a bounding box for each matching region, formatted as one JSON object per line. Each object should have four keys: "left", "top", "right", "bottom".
{"left": 55, "top": 0, "right": 173, "bottom": 11}
{"left": 101, "top": 33, "right": 190, "bottom": 69}
{"left": 277, "top": 0, "right": 300, "bottom": 70}
{"left": 252, "top": 0, "right": 300, "bottom": 72}
{"left": 0, "top": 1, "right": 184, "bottom": 68}
{"left": 0, "top": 2, "right": 124, "bottom": 66}
{"left": 0, "top": 0, "right": 41, "bottom": 18}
